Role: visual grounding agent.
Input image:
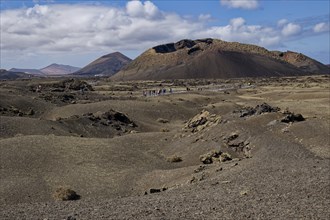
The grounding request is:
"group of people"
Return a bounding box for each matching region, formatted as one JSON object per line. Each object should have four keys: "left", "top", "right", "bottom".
{"left": 35, "top": 85, "right": 42, "bottom": 92}
{"left": 142, "top": 88, "right": 173, "bottom": 97}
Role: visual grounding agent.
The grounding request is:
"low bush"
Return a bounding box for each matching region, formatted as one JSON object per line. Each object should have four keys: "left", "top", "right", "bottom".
{"left": 167, "top": 155, "right": 182, "bottom": 162}
{"left": 157, "top": 118, "right": 169, "bottom": 123}
{"left": 53, "top": 187, "right": 80, "bottom": 201}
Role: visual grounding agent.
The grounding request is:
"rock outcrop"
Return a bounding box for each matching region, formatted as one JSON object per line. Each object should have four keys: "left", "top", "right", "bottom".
{"left": 236, "top": 103, "right": 280, "bottom": 117}
{"left": 185, "top": 110, "right": 221, "bottom": 133}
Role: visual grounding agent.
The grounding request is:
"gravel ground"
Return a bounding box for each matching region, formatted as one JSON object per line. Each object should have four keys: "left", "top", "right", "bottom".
{"left": 2, "top": 128, "right": 329, "bottom": 220}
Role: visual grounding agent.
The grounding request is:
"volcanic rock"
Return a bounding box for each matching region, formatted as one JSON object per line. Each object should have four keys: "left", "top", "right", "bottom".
{"left": 281, "top": 113, "right": 305, "bottom": 123}
{"left": 185, "top": 110, "right": 221, "bottom": 132}
{"left": 237, "top": 103, "right": 280, "bottom": 117}
{"left": 52, "top": 78, "right": 93, "bottom": 91}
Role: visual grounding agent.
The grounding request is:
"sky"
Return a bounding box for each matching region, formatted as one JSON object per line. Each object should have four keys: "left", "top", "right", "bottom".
{"left": 0, "top": 0, "right": 329, "bottom": 69}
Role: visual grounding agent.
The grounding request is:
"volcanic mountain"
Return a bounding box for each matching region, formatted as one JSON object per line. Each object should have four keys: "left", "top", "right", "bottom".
{"left": 40, "top": 64, "right": 81, "bottom": 75}
{"left": 9, "top": 68, "right": 43, "bottom": 75}
{"left": 9, "top": 64, "right": 80, "bottom": 76}
{"left": 274, "top": 51, "right": 329, "bottom": 74}
{"left": 111, "top": 39, "right": 328, "bottom": 81}
{"left": 73, "top": 52, "right": 132, "bottom": 77}
{"left": 0, "top": 69, "right": 31, "bottom": 80}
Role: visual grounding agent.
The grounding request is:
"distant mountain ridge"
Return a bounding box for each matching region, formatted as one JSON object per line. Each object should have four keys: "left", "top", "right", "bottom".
{"left": 0, "top": 69, "right": 31, "bottom": 80}
{"left": 40, "top": 64, "right": 81, "bottom": 75}
{"left": 9, "top": 64, "right": 81, "bottom": 76}
{"left": 9, "top": 68, "right": 43, "bottom": 75}
{"left": 111, "top": 38, "right": 329, "bottom": 81}
{"left": 73, "top": 52, "right": 132, "bottom": 76}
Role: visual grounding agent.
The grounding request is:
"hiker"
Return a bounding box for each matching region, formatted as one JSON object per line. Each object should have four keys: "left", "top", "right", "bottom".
{"left": 169, "top": 88, "right": 173, "bottom": 93}
{"left": 36, "top": 85, "right": 42, "bottom": 93}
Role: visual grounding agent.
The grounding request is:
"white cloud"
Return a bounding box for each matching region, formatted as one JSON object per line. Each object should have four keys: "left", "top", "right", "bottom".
{"left": 126, "top": 0, "right": 160, "bottom": 19}
{"left": 281, "top": 23, "right": 302, "bottom": 37}
{"left": 259, "top": 36, "right": 281, "bottom": 47}
{"left": 230, "top": 17, "right": 246, "bottom": 30}
{"left": 198, "top": 14, "right": 212, "bottom": 22}
{"left": 313, "top": 22, "right": 330, "bottom": 33}
{"left": 221, "top": 0, "right": 259, "bottom": 10}
{"left": 26, "top": 4, "right": 49, "bottom": 16}
{"left": 1, "top": 0, "right": 328, "bottom": 69}
{"left": 1, "top": 2, "right": 191, "bottom": 53}
{"left": 195, "top": 18, "right": 281, "bottom": 47}
{"left": 277, "top": 19, "right": 288, "bottom": 27}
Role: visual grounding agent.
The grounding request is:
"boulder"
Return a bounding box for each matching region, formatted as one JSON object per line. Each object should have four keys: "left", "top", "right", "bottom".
{"left": 281, "top": 113, "right": 305, "bottom": 123}
{"left": 200, "top": 150, "right": 231, "bottom": 164}
{"left": 185, "top": 110, "right": 221, "bottom": 132}
{"left": 237, "top": 103, "right": 280, "bottom": 117}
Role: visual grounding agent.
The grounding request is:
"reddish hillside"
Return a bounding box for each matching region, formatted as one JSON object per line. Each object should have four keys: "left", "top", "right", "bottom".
{"left": 40, "top": 64, "right": 80, "bottom": 75}
{"left": 274, "top": 51, "right": 329, "bottom": 74}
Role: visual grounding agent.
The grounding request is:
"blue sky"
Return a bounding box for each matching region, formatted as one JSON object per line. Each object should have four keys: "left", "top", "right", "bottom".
{"left": 1, "top": 0, "right": 329, "bottom": 69}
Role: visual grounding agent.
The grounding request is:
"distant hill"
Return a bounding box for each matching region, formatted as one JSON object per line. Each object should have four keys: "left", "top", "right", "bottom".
{"left": 0, "top": 69, "right": 32, "bottom": 80}
{"left": 73, "top": 52, "right": 132, "bottom": 77}
{"left": 9, "top": 68, "right": 43, "bottom": 75}
{"left": 9, "top": 64, "right": 80, "bottom": 76}
{"left": 111, "top": 39, "right": 328, "bottom": 81}
{"left": 273, "top": 51, "right": 329, "bottom": 74}
{"left": 40, "top": 63, "right": 80, "bottom": 75}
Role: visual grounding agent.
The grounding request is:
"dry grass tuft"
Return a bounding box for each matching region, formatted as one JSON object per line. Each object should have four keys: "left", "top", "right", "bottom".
{"left": 161, "top": 128, "right": 170, "bottom": 132}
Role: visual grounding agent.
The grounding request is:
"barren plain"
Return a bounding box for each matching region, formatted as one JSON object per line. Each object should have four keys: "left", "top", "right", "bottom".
{"left": 0, "top": 75, "right": 329, "bottom": 219}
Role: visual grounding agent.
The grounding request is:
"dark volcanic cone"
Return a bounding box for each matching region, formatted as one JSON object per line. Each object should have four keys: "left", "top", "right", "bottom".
{"left": 73, "top": 52, "right": 132, "bottom": 77}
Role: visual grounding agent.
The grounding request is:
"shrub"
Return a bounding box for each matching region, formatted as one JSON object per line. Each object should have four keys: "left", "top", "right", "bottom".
{"left": 220, "top": 152, "right": 232, "bottom": 162}
{"left": 200, "top": 153, "right": 213, "bottom": 164}
{"left": 167, "top": 155, "right": 182, "bottom": 162}
{"left": 240, "top": 190, "right": 248, "bottom": 196}
{"left": 157, "top": 118, "right": 169, "bottom": 123}
{"left": 53, "top": 187, "right": 80, "bottom": 201}
{"left": 200, "top": 150, "right": 232, "bottom": 164}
